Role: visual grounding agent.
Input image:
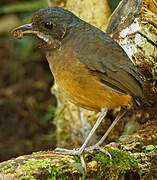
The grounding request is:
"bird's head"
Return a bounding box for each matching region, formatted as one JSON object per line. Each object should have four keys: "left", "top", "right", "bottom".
{"left": 13, "top": 7, "right": 80, "bottom": 49}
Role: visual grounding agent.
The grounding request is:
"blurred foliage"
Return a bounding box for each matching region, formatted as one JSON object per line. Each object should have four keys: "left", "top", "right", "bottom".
{"left": 0, "top": 0, "right": 50, "bottom": 34}
{"left": 0, "top": 33, "right": 57, "bottom": 161}
{"left": 0, "top": 0, "right": 57, "bottom": 162}
{"left": 41, "top": 105, "right": 56, "bottom": 122}
{"left": 108, "top": 0, "right": 122, "bottom": 12}
{"left": 10, "top": 37, "right": 34, "bottom": 59}
{"left": 0, "top": 0, "right": 48, "bottom": 14}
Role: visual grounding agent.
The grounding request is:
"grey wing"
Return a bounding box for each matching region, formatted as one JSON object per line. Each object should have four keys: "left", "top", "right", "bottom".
{"left": 74, "top": 28, "right": 143, "bottom": 98}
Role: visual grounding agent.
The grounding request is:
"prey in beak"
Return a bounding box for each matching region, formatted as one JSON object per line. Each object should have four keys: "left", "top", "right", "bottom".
{"left": 12, "top": 23, "right": 37, "bottom": 39}
{"left": 12, "top": 23, "right": 52, "bottom": 45}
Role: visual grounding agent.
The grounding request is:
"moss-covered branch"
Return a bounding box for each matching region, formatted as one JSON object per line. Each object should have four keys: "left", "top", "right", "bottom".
{"left": 0, "top": 125, "right": 156, "bottom": 180}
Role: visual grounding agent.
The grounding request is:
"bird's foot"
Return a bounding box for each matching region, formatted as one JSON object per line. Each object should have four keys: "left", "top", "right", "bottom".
{"left": 55, "top": 145, "right": 111, "bottom": 171}
{"left": 55, "top": 147, "right": 86, "bottom": 170}
{"left": 85, "top": 145, "right": 112, "bottom": 159}
{"left": 55, "top": 147, "right": 82, "bottom": 155}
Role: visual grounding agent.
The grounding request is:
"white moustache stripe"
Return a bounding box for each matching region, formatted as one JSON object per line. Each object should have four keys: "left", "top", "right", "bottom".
{"left": 37, "top": 33, "right": 51, "bottom": 44}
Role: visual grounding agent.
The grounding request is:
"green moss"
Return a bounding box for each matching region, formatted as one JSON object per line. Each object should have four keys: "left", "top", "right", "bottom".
{"left": 18, "top": 158, "right": 71, "bottom": 180}
{"left": 0, "top": 163, "right": 15, "bottom": 174}
{"left": 72, "top": 155, "right": 81, "bottom": 162}
{"left": 50, "top": 166, "right": 69, "bottom": 180}
{"left": 142, "top": 145, "right": 156, "bottom": 152}
{"left": 137, "top": 151, "right": 157, "bottom": 176}
{"left": 32, "top": 151, "right": 46, "bottom": 155}
{"left": 19, "top": 159, "right": 51, "bottom": 180}
{"left": 93, "top": 149, "right": 138, "bottom": 180}
{"left": 0, "top": 150, "right": 141, "bottom": 179}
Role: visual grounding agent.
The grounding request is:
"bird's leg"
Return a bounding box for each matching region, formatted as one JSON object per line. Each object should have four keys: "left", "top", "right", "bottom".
{"left": 85, "top": 110, "right": 126, "bottom": 158}
{"left": 55, "top": 108, "right": 107, "bottom": 170}
{"left": 55, "top": 108, "right": 107, "bottom": 155}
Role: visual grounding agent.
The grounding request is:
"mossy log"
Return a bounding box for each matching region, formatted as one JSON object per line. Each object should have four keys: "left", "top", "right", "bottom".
{"left": 0, "top": 122, "right": 156, "bottom": 179}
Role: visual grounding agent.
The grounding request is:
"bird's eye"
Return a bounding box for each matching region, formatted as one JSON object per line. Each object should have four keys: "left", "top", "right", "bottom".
{"left": 44, "top": 22, "right": 53, "bottom": 29}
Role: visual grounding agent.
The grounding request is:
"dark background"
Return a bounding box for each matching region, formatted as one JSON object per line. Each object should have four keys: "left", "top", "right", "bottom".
{"left": 0, "top": 0, "right": 121, "bottom": 162}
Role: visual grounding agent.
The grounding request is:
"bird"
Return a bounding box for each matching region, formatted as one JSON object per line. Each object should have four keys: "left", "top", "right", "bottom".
{"left": 13, "top": 7, "right": 144, "bottom": 168}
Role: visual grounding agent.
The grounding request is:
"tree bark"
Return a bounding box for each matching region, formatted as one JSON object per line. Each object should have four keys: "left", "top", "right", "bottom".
{"left": 106, "top": 0, "right": 157, "bottom": 122}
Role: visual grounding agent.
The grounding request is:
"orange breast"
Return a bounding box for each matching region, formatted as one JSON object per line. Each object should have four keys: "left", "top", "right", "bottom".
{"left": 47, "top": 53, "right": 132, "bottom": 112}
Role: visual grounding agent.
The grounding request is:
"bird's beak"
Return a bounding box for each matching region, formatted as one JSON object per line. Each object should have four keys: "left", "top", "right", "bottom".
{"left": 12, "top": 23, "right": 38, "bottom": 39}
{"left": 14, "top": 23, "right": 32, "bottom": 31}
{"left": 13, "top": 23, "right": 52, "bottom": 45}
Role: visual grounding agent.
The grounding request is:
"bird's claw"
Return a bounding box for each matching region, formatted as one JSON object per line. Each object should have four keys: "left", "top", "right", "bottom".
{"left": 55, "top": 147, "right": 82, "bottom": 155}
{"left": 55, "top": 147, "right": 86, "bottom": 170}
